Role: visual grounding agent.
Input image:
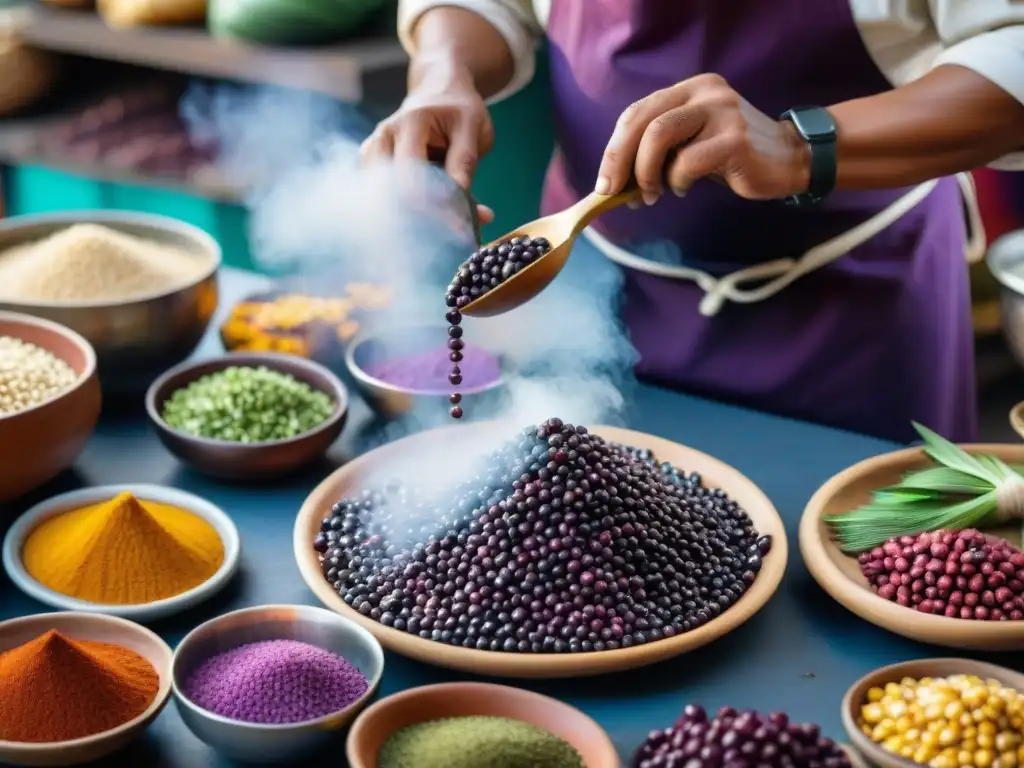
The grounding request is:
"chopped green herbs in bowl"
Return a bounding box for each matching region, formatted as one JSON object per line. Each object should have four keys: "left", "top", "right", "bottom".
{"left": 161, "top": 366, "right": 335, "bottom": 443}
{"left": 145, "top": 353, "right": 348, "bottom": 480}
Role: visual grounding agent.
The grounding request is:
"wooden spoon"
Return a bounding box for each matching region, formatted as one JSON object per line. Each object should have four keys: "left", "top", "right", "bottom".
{"left": 459, "top": 182, "right": 641, "bottom": 317}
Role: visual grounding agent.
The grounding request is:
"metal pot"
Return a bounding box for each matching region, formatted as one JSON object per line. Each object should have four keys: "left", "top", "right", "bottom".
{"left": 985, "top": 229, "right": 1024, "bottom": 367}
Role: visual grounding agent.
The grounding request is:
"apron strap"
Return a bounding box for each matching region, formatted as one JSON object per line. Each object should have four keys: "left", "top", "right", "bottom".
{"left": 956, "top": 171, "right": 987, "bottom": 265}
{"left": 585, "top": 174, "right": 976, "bottom": 317}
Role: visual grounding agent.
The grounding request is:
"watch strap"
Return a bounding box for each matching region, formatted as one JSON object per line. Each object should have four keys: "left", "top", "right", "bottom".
{"left": 780, "top": 107, "right": 837, "bottom": 206}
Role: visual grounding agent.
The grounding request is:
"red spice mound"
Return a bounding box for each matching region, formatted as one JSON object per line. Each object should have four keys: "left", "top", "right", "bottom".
{"left": 0, "top": 630, "right": 160, "bottom": 742}
{"left": 858, "top": 529, "right": 1024, "bottom": 620}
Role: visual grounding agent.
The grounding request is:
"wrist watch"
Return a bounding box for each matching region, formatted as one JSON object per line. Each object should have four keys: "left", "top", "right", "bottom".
{"left": 779, "top": 106, "right": 837, "bottom": 206}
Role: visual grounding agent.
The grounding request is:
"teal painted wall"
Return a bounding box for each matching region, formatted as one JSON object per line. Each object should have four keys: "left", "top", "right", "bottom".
{"left": 474, "top": 51, "right": 555, "bottom": 241}
{"left": 2, "top": 55, "right": 555, "bottom": 273}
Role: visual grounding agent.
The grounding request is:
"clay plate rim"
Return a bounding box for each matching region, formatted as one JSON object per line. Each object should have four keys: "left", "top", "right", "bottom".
{"left": 799, "top": 443, "right": 1024, "bottom": 650}
{"left": 294, "top": 423, "right": 787, "bottom": 678}
{"left": 840, "top": 657, "right": 1024, "bottom": 768}
{"left": 2, "top": 483, "right": 242, "bottom": 621}
{"left": 0, "top": 611, "right": 173, "bottom": 755}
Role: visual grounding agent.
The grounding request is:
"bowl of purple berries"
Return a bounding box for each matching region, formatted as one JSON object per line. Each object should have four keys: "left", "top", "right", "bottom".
{"left": 344, "top": 323, "right": 505, "bottom": 419}
{"left": 633, "top": 704, "right": 864, "bottom": 768}
{"left": 800, "top": 444, "right": 1024, "bottom": 651}
{"left": 293, "top": 418, "right": 787, "bottom": 678}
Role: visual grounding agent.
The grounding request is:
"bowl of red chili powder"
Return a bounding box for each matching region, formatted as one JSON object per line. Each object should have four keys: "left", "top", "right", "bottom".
{"left": 0, "top": 611, "right": 173, "bottom": 765}
{"left": 345, "top": 324, "right": 504, "bottom": 418}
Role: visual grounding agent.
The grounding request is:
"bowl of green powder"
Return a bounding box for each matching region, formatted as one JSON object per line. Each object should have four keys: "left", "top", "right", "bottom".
{"left": 346, "top": 682, "right": 618, "bottom": 768}
{"left": 146, "top": 352, "right": 348, "bottom": 480}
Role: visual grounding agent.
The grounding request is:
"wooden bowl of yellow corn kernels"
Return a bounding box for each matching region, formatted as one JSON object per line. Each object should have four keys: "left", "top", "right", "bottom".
{"left": 842, "top": 658, "right": 1024, "bottom": 768}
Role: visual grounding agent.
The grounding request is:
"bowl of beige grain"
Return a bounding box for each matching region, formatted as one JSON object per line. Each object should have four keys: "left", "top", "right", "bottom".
{"left": 0, "top": 310, "right": 100, "bottom": 503}
{"left": 0, "top": 211, "right": 221, "bottom": 395}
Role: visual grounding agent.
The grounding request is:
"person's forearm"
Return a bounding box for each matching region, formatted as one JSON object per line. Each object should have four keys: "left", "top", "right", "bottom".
{"left": 829, "top": 64, "right": 1024, "bottom": 190}
{"left": 409, "top": 7, "right": 516, "bottom": 99}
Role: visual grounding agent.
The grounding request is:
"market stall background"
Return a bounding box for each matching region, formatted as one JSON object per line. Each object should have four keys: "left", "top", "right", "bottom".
{"left": 0, "top": 0, "right": 1019, "bottom": 445}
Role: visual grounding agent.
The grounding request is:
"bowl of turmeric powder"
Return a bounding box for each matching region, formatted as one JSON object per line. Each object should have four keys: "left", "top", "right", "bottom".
{"left": 0, "top": 611, "right": 173, "bottom": 766}
{"left": 1, "top": 483, "right": 241, "bottom": 621}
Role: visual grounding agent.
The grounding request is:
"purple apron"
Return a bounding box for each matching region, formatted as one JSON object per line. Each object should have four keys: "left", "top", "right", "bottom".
{"left": 540, "top": 0, "right": 977, "bottom": 444}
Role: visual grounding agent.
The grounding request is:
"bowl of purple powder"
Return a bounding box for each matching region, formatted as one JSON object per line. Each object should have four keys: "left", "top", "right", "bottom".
{"left": 345, "top": 324, "right": 504, "bottom": 418}
{"left": 171, "top": 604, "right": 384, "bottom": 764}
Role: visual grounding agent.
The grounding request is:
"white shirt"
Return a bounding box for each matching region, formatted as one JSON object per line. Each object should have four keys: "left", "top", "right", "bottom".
{"left": 397, "top": 0, "right": 1024, "bottom": 170}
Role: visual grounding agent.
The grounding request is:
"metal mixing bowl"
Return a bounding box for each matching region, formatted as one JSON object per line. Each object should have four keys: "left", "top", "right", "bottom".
{"left": 345, "top": 323, "right": 506, "bottom": 418}
{"left": 172, "top": 605, "right": 384, "bottom": 764}
{"left": 987, "top": 229, "right": 1024, "bottom": 367}
{"left": 0, "top": 211, "right": 221, "bottom": 395}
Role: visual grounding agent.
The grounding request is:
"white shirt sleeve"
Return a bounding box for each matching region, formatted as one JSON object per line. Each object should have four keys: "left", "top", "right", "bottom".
{"left": 397, "top": 0, "right": 543, "bottom": 103}
{"left": 929, "top": 1, "right": 1024, "bottom": 170}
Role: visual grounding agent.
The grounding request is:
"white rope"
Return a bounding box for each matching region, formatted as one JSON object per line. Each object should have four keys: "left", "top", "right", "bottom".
{"left": 584, "top": 172, "right": 981, "bottom": 316}
{"left": 995, "top": 478, "right": 1024, "bottom": 519}
{"left": 957, "top": 171, "right": 987, "bottom": 265}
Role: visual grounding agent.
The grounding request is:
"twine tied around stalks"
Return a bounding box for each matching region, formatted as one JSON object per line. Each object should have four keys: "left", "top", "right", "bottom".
{"left": 825, "top": 422, "right": 1024, "bottom": 553}
{"left": 995, "top": 477, "right": 1024, "bottom": 519}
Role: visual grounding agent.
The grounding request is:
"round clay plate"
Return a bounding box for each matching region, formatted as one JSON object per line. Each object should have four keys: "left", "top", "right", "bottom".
{"left": 294, "top": 423, "right": 787, "bottom": 678}
{"left": 800, "top": 443, "right": 1024, "bottom": 651}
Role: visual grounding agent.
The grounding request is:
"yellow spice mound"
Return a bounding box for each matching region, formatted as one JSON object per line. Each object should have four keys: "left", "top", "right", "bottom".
{"left": 22, "top": 492, "right": 225, "bottom": 605}
{"left": 0, "top": 223, "right": 208, "bottom": 303}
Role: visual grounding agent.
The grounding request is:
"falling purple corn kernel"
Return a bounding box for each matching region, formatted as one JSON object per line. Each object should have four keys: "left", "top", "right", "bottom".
{"left": 444, "top": 235, "right": 552, "bottom": 419}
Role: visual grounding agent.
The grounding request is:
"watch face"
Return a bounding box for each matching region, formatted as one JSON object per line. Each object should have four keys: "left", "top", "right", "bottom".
{"left": 790, "top": 108, "right": 837, "bottom": 141}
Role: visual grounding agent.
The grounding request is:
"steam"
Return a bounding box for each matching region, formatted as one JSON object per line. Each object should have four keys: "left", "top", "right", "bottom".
{"left": 181, "top": 82, "right": 636, "bottom": 499}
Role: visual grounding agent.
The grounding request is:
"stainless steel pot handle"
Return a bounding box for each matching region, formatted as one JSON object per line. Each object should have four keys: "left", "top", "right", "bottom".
{"left": 429, "top": 152, "right": 482, "bottom": 246}
{"left": 464, "top": 188, "right": 483, "bottom": 246}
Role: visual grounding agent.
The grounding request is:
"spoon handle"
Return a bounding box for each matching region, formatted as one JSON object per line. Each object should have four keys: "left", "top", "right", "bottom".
{"left": 568, "top": 180, "right": 642, "bottom": 233}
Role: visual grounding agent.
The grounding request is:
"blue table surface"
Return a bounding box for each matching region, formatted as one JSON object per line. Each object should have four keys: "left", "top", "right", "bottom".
{"left": 1, "top": 268, "right": 1019, "bottom": 768}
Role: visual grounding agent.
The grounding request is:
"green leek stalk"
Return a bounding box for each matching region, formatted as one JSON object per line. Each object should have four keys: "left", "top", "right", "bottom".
{"left": 824, "top": 422, "right": 1024, "bottom": 554}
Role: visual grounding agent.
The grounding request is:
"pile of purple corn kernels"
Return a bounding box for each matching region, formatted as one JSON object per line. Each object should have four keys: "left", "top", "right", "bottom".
{"left": 315, "top": 418, "right": 770, "bottom": 654}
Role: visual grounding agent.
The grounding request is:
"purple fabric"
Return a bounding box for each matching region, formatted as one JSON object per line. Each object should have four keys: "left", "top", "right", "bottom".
{"left": 540, "top": 0, "right": 977, "bottom": 443}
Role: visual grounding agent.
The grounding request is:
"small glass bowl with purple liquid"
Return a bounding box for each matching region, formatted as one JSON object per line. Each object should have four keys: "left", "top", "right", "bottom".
{"left": 345, "top": 324, "right": 505, "bottom": 420}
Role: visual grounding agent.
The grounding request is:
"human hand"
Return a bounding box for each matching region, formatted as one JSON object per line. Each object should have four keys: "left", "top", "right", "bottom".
{"left": 361, "top": 65, "right": 495, "bottom": 224}
{"left": 595, "top": 74, "right": 812, "bottom": 207}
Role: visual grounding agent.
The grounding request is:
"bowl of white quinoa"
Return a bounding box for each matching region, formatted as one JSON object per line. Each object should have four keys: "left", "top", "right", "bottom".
{"left": 0, "top": 310, "right": 100, "bottom": 503}
{"left": 0, "top": 211, "right": 220, "bottom": 395}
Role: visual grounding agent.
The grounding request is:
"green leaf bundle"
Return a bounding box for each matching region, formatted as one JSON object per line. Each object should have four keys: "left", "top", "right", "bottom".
{"left": 824, "top": 422, "right": 1024, "bottom": 553}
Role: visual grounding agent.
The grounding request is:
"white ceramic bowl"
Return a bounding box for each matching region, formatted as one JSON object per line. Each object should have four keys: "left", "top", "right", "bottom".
{"left": 2, "top": 484, "right": 241, "bottom": 621}
{"left": 0, "top": 612, "right": 173, "bottom": 767}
